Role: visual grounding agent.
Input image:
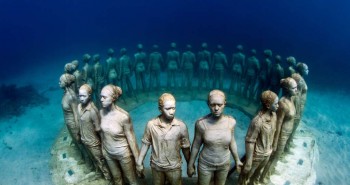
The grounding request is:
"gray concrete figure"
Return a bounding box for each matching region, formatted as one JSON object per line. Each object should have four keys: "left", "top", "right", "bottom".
{"left": 269, "top": 55, "right": 284, "bottom": 96}
{"left": 238, "top": 90, "right": 279, "bottom": 185}
{"left": 118, "top": 48, "right": 135, "bottom": 97}
{"left": 148, "top": 44, "right": 163, "bottom": 90}
{"left": 256, "top": 49, "right": 273, "bottom": 99}
{"left": 136, "top": 93, "right": 191, "bottom": 185}
{"left": 100, "top": 85, "right": 140, "bottom": 185}
{"left": 188, "top": 90, "right": 243, "bottom": 185}
{"left": 92, "top": 54, "right": 105, "bottom": 107}
{"left": 105, "top": 48, "right": 119, "bottom": 86}
{"left": 229, "top": 45, "right": 245, "bottom": 95}
{"left": 285, "top": 56, "right": 297, "bottom": 78}
{"left": 197, "top": 43, "right": 211, "bottom": 90}
{"left": 134, "top": 44, "right": 147, "bottom": 92}
{"left": 181, "top": 44, "right": 196, "bottom": 89}
{"left": 211, "top": 45, "right": 228, "bottom": 90}
{"left": 71, "top": 60, "right": 84, "bottom": 94}
{"left": 82, "top": 54, "right": 93, "bottom": 87}
{"left": 243, "top": 49, "right": 260, "bottom": 101}
{"left": 166, "top": 42, "right": 180, "bottom": 88}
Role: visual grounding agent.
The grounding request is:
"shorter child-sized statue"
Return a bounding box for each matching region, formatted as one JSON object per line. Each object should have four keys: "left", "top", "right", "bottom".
{"left": 77, "top": 84, "right": 112, "bottom": 182}
{"left": 99, "top": 85, "right": 140, "bottom": 185}
{"left": 136, "top": 93, "right": 191, "bottom": 185}
{"left": 239, "top": 90, "right": 279, "bottom": 185}
{"left": 188, "top": 90, "right": 243, "bottom": 185}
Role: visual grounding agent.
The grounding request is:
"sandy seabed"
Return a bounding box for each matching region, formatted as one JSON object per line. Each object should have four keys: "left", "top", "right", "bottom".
{"left": 0, "top": 64, "right": 349, "bottom": 185}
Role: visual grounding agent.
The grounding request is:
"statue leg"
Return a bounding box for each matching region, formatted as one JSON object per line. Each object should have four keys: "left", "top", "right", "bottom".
{"left": 213, "top": 162, "right": 230, "bottom": 185}
{"left": 151, "top": 168, "right": 166, "bottom": 185}
{"left": 119, "top": 156, "right": 139, "bottom": 185}
{"left": 88, "top": 145, "right": 112, "bottom": 180}
{"left": 198, "top": 161, "right": 214, "bottom": 185}
{"left": 165, "top": 169, "right": 182, "bottom": 185}
{"left": 103, "top": 150, "right": 124, "bottom": 185}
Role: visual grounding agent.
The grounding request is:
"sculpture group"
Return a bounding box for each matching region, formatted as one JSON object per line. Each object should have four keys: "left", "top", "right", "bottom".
{"left": 60, "top": 43, "right": 309, "bottom": 185}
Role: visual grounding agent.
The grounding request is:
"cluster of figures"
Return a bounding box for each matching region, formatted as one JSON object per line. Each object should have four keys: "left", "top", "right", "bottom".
{"left": 59, "top": 43, "right": 309, "bottom": 185}
{"left": 63, "top": 43, "right": 309, "bottom": 106}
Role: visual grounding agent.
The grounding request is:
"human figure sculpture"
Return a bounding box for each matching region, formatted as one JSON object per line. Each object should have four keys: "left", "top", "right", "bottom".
{"left": 229, "top": 45, "right": 245, "bottom": 95}
{"left": 295, "top": 62, "right": 308, "bottom": 116}
{"left": 92, "top": 54, "right": 105, "bottom": 107}
{"left": 118, "top": 48, "right": 135, "bottom": 97}
{"left": 134, "top": 44, "right": 147, "bottom": 92}
{"left": 256, "top": 49, "right": 272, "bottom": 98}
{"left": 269, "top": 55, "right": 284, "bottom": 96}
{"left": 243, "top": 49, "right": 260, "bottom": 101}
{"left": 260, "top": 77, "right": 297, "bottom": 182}
{"left": 166, "top": 42, "right": 180, "bottom": 88}
{"left": 59, "top": 73, "right": 89, "bottom": 163}
{"left": 105, "top": 48, "right": 119, "bottom": 86}
{"left": 188, "top": 90, "right": 243, "bottom": 185}
{"left": 64, "top": 62, "right": 79, "bottom": 93}
{"left": 285, "top": 56, "right": 297, "bottom": 78}
{"left": 197, "top": 42, "right": 211, "bottom": 90}
{"left": 181, "top": 44, "right": 196, "bottom": 89}
{"left": 71, "top": 60, "right": 84, "bottom": 94}
{"left": 77, "top": 84, "right": 112, "bottom": 182}
{"left": 296, "top": 62, "right": 309, "bottom": 78}
{"left": 99, "top": 85, "right": 140, "bottom": 185}
{"left": 148, "top": 44, "right": 163, "bottom": 90}
{"left": 136, "top": 93, "right": 191, "bottom": 185}
{"left": 211, "top": 45, "right": 228, "bottom": 90}
{"left": 238, "top": 90, "right": 279, "bottom": 185}
{"left": 82, "top": 54, "right": 93, "bottom": 87}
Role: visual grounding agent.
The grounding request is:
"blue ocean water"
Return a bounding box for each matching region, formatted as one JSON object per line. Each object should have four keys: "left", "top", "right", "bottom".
{"left": 1, "top": 0, "right": 350, "bottom": 184}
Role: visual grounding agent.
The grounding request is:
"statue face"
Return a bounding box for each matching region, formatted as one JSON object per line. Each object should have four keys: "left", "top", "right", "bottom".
{"left": 59, "top": 78, "right": 66, "bottom": 88}
{"left": 303, "top": 66, "right": 309, "bottom": 76}
{"left": 288, "top": 81, "right": 298, "bottom": 96}
{"left": 79, "top": 89, "right": 90, "bottom": 105}
{"left": 208, "top": 95, "right": 226, "bottom": 117}
{"left": 269, "top": 97, "right": 279, "bottom": 112}
{"left": 100, "top": 88, "right": 114, "bottom": 108}
{"left": 160, "top": 100, "right": 176, "bottom": 120}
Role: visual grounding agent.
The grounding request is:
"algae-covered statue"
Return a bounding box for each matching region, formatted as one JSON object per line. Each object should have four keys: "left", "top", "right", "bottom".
{"left": 77, "top": 84, "right": 112, "bottom": 182}
{"left": 59, "top": 73, "right": 88, "bottom": 163}
{"left": 148, "top": 44, "right": 163, "bottom": 90}
{"left": 166, "top": 42, "right": 180, "bottom": 88}
{"left": 181, "top": 44, "right": 196, "bottom": 89}
{"left": 118, "top": 48, "right": 135, "bottom": 97}
{"left": 71, "top": 60, "right": 84, "bottom": 94}
{"left": 269, "top": 55, "right": 284, "bottom": 95}
{"left": 105, "top": 48, "right": 119, "bottom": 85}
{"left": 256, "top": 49, "right": 272, "bottom": 98}
{"left": 197, "top": 42, "right": 211, "bottom": 90}
{"left": 92, "top": 54, "right": 105, "bottom": 106}
{"left": 211, "top": 45, "right": 228, "bottom": 90}
{"left": 99, "top": 85, "right": 140, "bottom": 185}
{"left": 229, "top": 45, "right": 245, "bottom": 95}
{"left": 134, "top": 44, "right": 147, "bottom": 92}
{"left": 82, "top": 54, "right": 93, "bottom": 87}
{"left": 188, "top": 90, "right": 243, "bottom": 185}
{"left": 260, "top": 77, "right": 297, "bottom": 182}
{"left": 243, "top": 49, "right": 260, "bottom": 101}
{"left": 136, "top": 93, "right": 191, "bottom": 185}
{"left": 239, "top": 90, "right": 279, "bottom": 185}
{"left": 285, "top": 56, "right": 297, "bottom": 78}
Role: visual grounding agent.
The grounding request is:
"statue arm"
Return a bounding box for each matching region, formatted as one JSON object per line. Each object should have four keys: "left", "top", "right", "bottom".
{"left": 273, "top": 101, "right": 286, "bottom": 151}
{"left": 229, "top": 121, "right": 243, "bottom": 172}
{"left": 187, "top": 121, "right": 203, "bottom": 177}
{"left": 243, "top": 117, "right": 260, "bottom": 173}
{"left": 124, "top": 116, "right": 140, "bottom": 161}
{"left": 91, "top": 108, "right": 101, "bottom": 132}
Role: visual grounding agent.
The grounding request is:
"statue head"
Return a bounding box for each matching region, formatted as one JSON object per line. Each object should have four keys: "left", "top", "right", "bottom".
{"left": 64, "top": 63, "right": 76, "bottom": 74}
{"left": 297, "top": 62, "right": 309, "bottom": 76}
{"left": 251, "top": 49, "right": 257, "bottom": 56}
{"left": 186, "top": 44, "right": 192, "bottom": 50}
{"left": 207, "top": 90, "right": 226, "bottom": 118}
{"left": 107, "top": 48, "right": 115, "bottom": 56}
{"left": 59, "top": 73, "right": 75, "bottom": 89}
{"left": 79, "top": 84, "right": 92, "bottom": 105}
{"left": 201, "top": 42, "right": 208, "bottom": 49}
{"left": 100, "top": 84, "right": 122, "bottom": 108}
{"left": 170, "top": 42, "right": 176, "bottom": 48}
{"left": 152, "top": 44, "right": 159, "bottom": 50}
{"left": 82, "top": 54, "right": 91, "bottom": 63}
{"left": 275, "top": 55, "right": 282, "bottom": 63}
{"left": 263, "top": 49, "right": 272, "bottom": 57}
{"left": 291, "top": 73, "right": 306, "bottom": 91}
{"left": 158, "top": 93, "right": 176, "bottom": 121}
{"left": 280, "top": 77, "right": 298, "bottom": 96}
{"left": 236, "top": 45, "right": 243, "bottom": 51}
{"left": 286, "top": 56, "right": 297, "bottom": 66}
{"left": 92, "top": 54, "right": 100, "bottom": 63}
{"left": 120, "top": 48, "right": 127, "bottom": 55}
{"left": 217, "top": 45, "right": 223, "bottom": 51}
{"left": 71, "top": 60, "right": 79, "bottom": 68}
{"left": 261, "top": 90, "right": 279, "bottom": 112}
{"left": 137, "top": 44, "right": 143, "bottom": 51}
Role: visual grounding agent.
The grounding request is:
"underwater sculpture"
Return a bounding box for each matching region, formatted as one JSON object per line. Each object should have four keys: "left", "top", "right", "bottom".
{"left": 134, "top": 44, "right": 147, "bottom": 92}
{"left": 136, "top": 93, "right": 191, "bottom": 185}
{"left": 118, "top": 48, "right": 135, "bottom": 97}
{"left": 181, "top": 44, "right": 196, "bottom": 89}
{"left": 256, "top": 49, "right": 272, "bottom": 98}
{"left": 148, "top": 44, "right": 163, "bottom": 90}
{"left": 285, "top": 56, "right": 297, "bottom": 78}
{"left": 71, "top": 60, "right": 84, "bottom": 94}
{"left": 188, "top": 90, "right": 243, "bottom": 185}
{"left": 260, "top": 77, "right": 297, "bottom": 182}
{"left": 82, "top": 53, "right": 94, "bottom": 87}
{"left": 77, "top": 84, "right": 112, "bottom": 182}
{"left": 269, "top": 55, "right": 284, "bottom": 95}
{"left": 295, "top": 62, "right": 308, "bottom": 115}
{"left": 105, "top": 48, "right": 119, "bottom": 86}
{"left": 166, "top": 42, "right": 180, "bottom": 88}
{"left": 239, "top": 90, "right": 279, "bottom": 185}
{"left": 59, "top": 73, "right": 89, "bottom": 164}
{"left": 99, "top": 85, "right": 140, "bottom": 185}
{"left": 229, "top": 44, "right": 245, "bottom": 95}
{"left": 92, "top": 54, "right": 105, "bottom": 107}
{"left": 197, "top": 42, "right": 211, "bottom": 90}
{"left": 243, "top": 49, "right": 260, "bottom": 101}
{"left": 211, "top": 45, "right": 228, "bottom": 90}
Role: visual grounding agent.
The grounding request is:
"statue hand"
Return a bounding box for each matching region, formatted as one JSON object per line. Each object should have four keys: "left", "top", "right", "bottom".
{"left": 236, "top": 160, "right": 244, "bottom": 174}
{"left": 136, "top": 164, "right": 145, "bottom": 178}
{"left": 243, "top": 164, "right": 251, "bottom": 174}
{"left": 187, "top": 165, "right": 196, "bottom": 177}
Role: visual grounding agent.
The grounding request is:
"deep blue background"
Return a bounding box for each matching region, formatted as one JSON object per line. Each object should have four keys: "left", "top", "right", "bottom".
{"left": 1, "top": 0, "right": 350, "bottom": 89}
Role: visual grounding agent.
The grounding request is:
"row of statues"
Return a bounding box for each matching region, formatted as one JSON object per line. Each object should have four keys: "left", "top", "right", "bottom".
{"left": 64, "top": 43, "right": 309, "bottom": 107}
{"left": 60, "top": 46, "right": 309, "bottom": 185}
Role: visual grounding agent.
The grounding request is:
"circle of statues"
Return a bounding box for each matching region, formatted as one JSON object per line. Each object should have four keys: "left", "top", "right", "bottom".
{"left": 60, "top": 43, "right": 309, "bottom": 185}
